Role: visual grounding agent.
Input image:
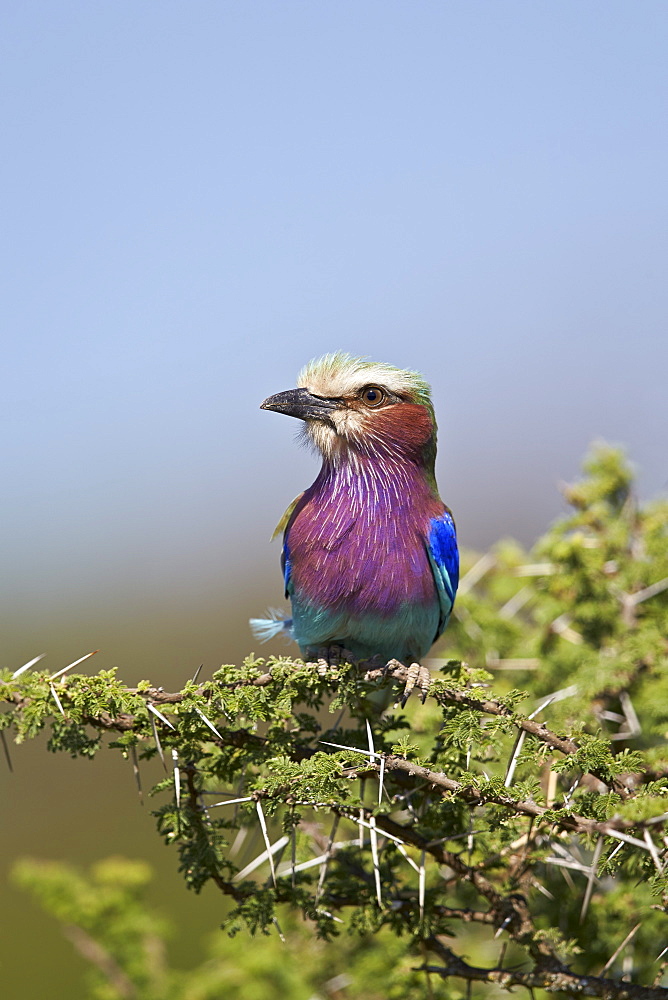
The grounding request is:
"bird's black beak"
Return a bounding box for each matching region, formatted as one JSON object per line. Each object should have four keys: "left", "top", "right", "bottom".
{"left": 260, "top": 387, "right": 340, "bottom": 422}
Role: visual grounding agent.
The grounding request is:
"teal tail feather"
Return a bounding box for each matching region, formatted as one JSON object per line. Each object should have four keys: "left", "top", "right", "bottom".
{"left": 249, "top": 611, "right": 293, "bottom": 643}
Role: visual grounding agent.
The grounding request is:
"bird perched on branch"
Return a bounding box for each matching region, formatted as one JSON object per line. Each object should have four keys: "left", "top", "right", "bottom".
{"left": 251, "top": 353, "right": 458, "bottom": 668}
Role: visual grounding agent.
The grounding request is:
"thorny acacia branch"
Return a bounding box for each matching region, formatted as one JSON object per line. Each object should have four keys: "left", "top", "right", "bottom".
{"left": 3, "top": 657, "right": 581, "bottom": 755}
{"left": 4, "top": 659, "right": 668, "bottom": 997}
{"left": 424, "top": 938, "right": 668, "bottom": 1000}
{"left": 138, "top": 657, "right": 581, "bottom": 756}
{"left": 2, "top": 659, "right": 661, "bottom": 844}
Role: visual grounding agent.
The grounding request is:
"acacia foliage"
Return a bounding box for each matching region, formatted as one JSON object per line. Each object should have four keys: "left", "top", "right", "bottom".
{"left": 4, "top": 445, "right": 668, "bottom": 999}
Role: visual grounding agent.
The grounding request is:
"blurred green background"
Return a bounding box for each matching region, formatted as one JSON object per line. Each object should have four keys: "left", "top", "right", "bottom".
{"left": 2, "top": 1, "right": 667, "bottom": 994}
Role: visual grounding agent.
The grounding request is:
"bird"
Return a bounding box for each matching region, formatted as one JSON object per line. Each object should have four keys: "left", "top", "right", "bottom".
{"left": 250, "top": 353, "right": 459, "bottom": 668}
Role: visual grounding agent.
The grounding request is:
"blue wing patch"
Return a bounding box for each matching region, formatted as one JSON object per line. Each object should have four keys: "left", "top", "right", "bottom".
{"left": 426, "top": 510, "right": 459, "bottom": 639}
{"left": 281, "top": 540, "right": 292, "bottom": 597}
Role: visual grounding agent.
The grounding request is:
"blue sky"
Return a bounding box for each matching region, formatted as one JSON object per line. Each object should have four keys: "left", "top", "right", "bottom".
{"left": 1, "top": 2, "right": 667, "bottom": 671}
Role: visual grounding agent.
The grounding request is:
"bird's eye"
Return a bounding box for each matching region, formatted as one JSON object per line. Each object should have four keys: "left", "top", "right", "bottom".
{"left": 361, "top": 385, "right": 385, "bottom": 407}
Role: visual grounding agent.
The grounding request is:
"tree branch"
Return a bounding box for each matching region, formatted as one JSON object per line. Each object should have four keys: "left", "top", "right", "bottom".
{"left": 424, "top": 937, "right": 668, "bottom": 1000}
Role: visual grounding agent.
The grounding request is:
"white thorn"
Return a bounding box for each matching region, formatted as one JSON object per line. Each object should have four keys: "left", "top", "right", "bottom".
{"left": 630, "top": 577, "right": 668, "bottom": 606}
{"left": 320, "top": 740, "right": 379, "bottom": 758}
{"left": 498, "top": 586, "right": 533, "bottom": 620}
{"left": 369, "top": 815, "right": 382, "bottom": 907}
{"left": 234, "top": 834, "right": 290, "bottom": 881}
{"left": 356, "top": 815, "right": 407, "bottom": 848}
{"left": 531, "top": 877, "right": 554, "bottom": 900}
{"left": 512, "top": 563, "right": 555, "bottom": 577}
{"left": 365, "top": 719, "right": 375, "bottom": 758}
{"left": 619, "top": 691, "right": 642, "bottom": 739}
{"left": 607, "top": 841, "right": 625, "bottom": 862}
{"left": 291, "top": 828, "right": 297, "bottom": 888}
{"left": 418, "top": 849, "right": 426, "bottom": 924}
{"left": 580, "top": 837, "right": 603, "bottom": 922}
{"left": 50, "top": 650, "right": 98, "bottom": 680}
{"left": 504, "top": 731, "right": 526, "bottom": 787}
{"left": 315, "top": 816, "right": 340, "bottom": 902}
{"left": 545, "top": 857, "right": 599, "bottom": 875}
{"left": 194, "top": 706, "right": 224, "bottom": 741}
{"left": 394, "top": 842, "right": 421, "bottom": 874}
{"left": 458, "top": 552, "right": 496, "bottom": 593}
{"left": 529, "top": 684, "right": 578, "bottom": 718}
{"left": 172, "top": 749, "right": 180, "bottom": 810}
{"left": 12, "top": 654, "right": 46, "bottom": 679}
{"left": 644, "top": 830, "right": 664, "bottom": 872}
{"left": 604, "top": 828, "right": 652, "bottom": 851}
{"left": 378, "top": 755, "right": 385, "bottom": 805}
{"left": 256, "top": 801, "right": 277, "bottom": 887}
{"left": 150, "top": 713, "right": 167, "bottom": 772}
{"left": 147, "top": 702, "right": 176, "bottom": 730}
{"left": 49, "top": 683, "right": 65, "bottom": 717}
{"left": 208, "top": 796, "right": 253, "bottom": 808}
{"left": 600, "top": 922, "right": 641, "bottom": 976}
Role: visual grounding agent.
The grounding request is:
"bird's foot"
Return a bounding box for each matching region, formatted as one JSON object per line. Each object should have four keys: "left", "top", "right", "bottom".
{"left": 383, "top": 658, "right": 405, "bottom": 677}
{"left": 400, "top": 662, "right": 432, "bottom": 707}
{"left": 313, "top": 645, "right": 357, "bottom": 668}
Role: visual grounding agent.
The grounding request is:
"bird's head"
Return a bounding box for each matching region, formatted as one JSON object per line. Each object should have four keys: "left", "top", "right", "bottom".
{"left": 261, "top": 353, "right": 437, "bottom": 471}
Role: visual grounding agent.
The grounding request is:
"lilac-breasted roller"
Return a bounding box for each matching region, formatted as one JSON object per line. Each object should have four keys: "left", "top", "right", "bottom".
{"left": 251, "top": 353, "right": 458, "bottom": 665}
